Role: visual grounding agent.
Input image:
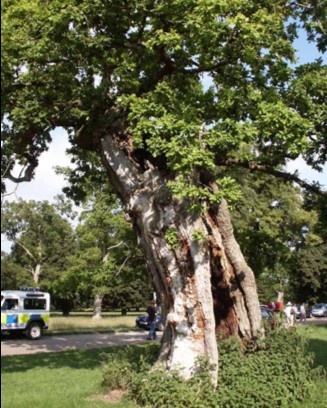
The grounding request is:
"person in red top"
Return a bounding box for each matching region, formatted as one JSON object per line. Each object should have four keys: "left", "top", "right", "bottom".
{"left": 146, "top": 300, "right": 157, "bottom": 340}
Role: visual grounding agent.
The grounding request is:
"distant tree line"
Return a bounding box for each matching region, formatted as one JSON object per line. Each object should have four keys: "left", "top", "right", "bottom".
{"left": 2, "top": 169, "right": 326, "bottom": 315}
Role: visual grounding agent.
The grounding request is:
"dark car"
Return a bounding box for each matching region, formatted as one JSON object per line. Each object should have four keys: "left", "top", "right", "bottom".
{"left": 135, "top": 314, "right": 164, "bottom": 331}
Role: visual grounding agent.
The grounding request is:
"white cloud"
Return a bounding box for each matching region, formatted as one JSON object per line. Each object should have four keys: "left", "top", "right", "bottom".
{"left": 1, "top": 129, "right": 72, "bottom": 254}
{"left": 287, "top": 158, "right": 326, "bottom": 188}
{"left": 4, "top": 128, "right": 71, "bottom": 203}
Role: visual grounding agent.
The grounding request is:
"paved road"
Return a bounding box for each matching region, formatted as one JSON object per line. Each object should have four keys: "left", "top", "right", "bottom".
{"left": 299, "top": 316, "right": 327, "bottom": 325}
{"left": 2, "top": 317, "right": 326, "bottom": 357}
{"left": 1, "top": 331, "right": 162, "bottom": 357}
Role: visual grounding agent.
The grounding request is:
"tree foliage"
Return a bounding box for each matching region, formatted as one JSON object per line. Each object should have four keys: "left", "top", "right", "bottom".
{"left": 1, "top": 199, "right": 76, "bottom": 286}
{"left": 1, "top": 251, "right": 32, "bottom": 289}
{"left": 1, "top": 0, "right": 326, "bottom": 202}
{"left": 53, "top": 163, "right": 152, "bottom": 314}
{"left": 289, "top": 244, "right": 327, "bottom": 303}
{"left": 228, "top": 170, "right": 326, "bottom": 301}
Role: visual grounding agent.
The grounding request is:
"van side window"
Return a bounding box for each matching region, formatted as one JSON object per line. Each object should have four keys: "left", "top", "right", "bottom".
{"left": 24, "top": 298, "right": 46, "bottom": 310}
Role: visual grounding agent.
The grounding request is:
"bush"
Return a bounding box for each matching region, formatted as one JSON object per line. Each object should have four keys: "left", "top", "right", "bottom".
{"left": 102, "top": 329, "right": 325, "bottom": 407}
{"left": 217, "top": 328, "right": 324, "bottom": 407}
{"left": 129, "top": 356, "right": 218, "bottom": 408}
{"left": 101, "top": 344, "right": 160, "bottom": 390}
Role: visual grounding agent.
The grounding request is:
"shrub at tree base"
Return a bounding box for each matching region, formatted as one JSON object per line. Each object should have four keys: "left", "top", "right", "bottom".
{"left": 102, "top": 329, "right": 325, "bottom": 408}
{"left": 216, "top": 328, "right": 324, "bottom": 407}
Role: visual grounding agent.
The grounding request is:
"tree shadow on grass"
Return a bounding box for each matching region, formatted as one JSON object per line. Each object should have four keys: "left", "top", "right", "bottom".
{"left": 307, "top": 338, "right": 327, "bottom": 369}
{"left": 308, "top": 325, "right": 327, "bottom": 370}
{"left": 1, "top": 344, "right": 148, "bottom": 374}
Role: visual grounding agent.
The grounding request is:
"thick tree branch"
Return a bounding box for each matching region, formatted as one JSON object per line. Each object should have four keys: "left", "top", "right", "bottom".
{"left": 115, "top": 255, "right": 131, "bottom": 277}
{"left": 102, "top": 241, "right": 128, "bottom": 262}
{"left": 218, "top": 158, "right": 327, "bottom": 198}
{"left": 16, "top": 242, "right": 36, "bottom": 260}
{"left": 6, "top": 153, "right": 38, "bottom": 183}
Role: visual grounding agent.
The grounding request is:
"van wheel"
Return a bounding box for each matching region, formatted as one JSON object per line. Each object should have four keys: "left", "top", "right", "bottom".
{"left": 26, "top": 322, "right": 43, "bottom": 340}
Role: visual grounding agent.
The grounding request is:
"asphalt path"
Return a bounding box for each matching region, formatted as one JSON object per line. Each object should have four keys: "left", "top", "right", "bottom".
{"left": 1, "top": 331, "right": 162, "bottom": 357}
{"left": 1, "top": 317, "right": 326, "bottom": 357}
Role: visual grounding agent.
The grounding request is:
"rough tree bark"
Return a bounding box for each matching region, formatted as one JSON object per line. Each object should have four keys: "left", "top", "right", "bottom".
{"left": 98, "top": 129, "right": 263, "bottom": 384}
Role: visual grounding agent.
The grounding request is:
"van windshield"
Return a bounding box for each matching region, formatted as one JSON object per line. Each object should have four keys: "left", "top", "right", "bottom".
{"left": 1, "top": 299, "right": 19, "bottom": 310}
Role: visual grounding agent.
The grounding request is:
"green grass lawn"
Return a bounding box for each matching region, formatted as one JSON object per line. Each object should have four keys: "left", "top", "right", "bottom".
{"left": 293, "top": 324, "right": 327, "bottom": 408}
{"left": 49, "top": 313, "right": 140, "bottom": 334}
{"left": 1, "top": 346, "right": 139, "bottom": 408}
{"left": 1, "top": 325, "right": 326, "bottom": 408}
{"left": 297, "top": 324, "right": 327, "bottom": 368}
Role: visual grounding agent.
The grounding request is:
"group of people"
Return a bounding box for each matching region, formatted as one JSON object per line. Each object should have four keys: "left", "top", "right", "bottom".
{"left": 144, "top": 299, "right": 308, "bottom": 337}
{"left": 284, "top": 302, "right": 307, "bottom": 327}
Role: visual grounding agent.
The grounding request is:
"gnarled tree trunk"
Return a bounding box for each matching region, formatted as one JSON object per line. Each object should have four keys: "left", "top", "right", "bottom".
{"left": 99, "top": 132, "right": 263, "bottom": 384}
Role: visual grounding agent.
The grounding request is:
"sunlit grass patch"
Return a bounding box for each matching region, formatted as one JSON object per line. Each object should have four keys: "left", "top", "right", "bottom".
{"left": 49, "top": 314, "right": 138, "bottom": 333}
{"left": 1, "top": 347, "right": 125, "bottom": 408}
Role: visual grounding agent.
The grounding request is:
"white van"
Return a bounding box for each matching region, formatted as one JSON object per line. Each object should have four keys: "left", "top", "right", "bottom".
{"left": 1, "top": 288, "right": 50, "bottom": 339}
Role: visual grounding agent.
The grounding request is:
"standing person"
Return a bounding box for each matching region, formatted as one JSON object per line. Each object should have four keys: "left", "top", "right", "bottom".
{"left": 290, "top": 303, "right": 299, "bottom": 326}
{"left": 299, "top": 303, "right": 307, "bottom": 324}
{"left": 146, "top": 300, "right": 157, "bottom": 340}
{"left": 284, "top": 302, "right": 293, "bottom": 328}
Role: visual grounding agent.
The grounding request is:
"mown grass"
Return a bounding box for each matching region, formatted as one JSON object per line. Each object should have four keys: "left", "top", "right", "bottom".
{"left": 1, "top": 325, "right": 326, "bottom": 408}
{"left": 294, "top": 324, "right": 327, "bottom": 408}
{"left": 49, "top": 312, "right": 140, "bottom": 334}
{"left": 1, "top": 346, "right": 138, "bottom": 408}
{"left": 296, "top": 324, "right": 327, "bottom": 368}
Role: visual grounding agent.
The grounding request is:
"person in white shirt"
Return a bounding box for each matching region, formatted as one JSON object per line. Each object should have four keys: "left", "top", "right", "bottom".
{"left": 284, "top": 302, "right": 294, "bottom": 327}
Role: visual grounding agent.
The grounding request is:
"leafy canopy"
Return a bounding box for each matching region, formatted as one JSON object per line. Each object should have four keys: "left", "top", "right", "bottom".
{"left": 1, "top": 0, "right": 326, "bottom": 206}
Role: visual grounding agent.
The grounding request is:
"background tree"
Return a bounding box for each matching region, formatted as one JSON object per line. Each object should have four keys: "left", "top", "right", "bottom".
{"left": 287, "top": 189, "right": 327, "bottom": 304}
{"left": 2, "top": 0, "right": 326, "bottom": 382}
{"left": 1, "top": 199, "right": 76, "bottom": 288}
{"left": 1, "top": 251, "right": 32, "bottom": 289}
{"left": 229, "top": 171, "right": 321, "bottom": 302}
{"left": 56, "top": 160, "right": 152, "bottom": 317}
{"left": 289, "top": 244, "right": 327, "bottom": 304}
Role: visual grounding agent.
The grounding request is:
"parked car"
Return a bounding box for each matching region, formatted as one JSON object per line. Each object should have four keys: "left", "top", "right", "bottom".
{"left": 135, "top": 314, "right": 164, "bottom": 331}
{"left": 311, "top": 303, "right": 327, "bottom": 317}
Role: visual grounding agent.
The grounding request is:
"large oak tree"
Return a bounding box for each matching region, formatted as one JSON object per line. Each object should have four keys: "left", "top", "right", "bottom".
{"left": 2, "top": 0, "right": 326, "bottom": 382}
